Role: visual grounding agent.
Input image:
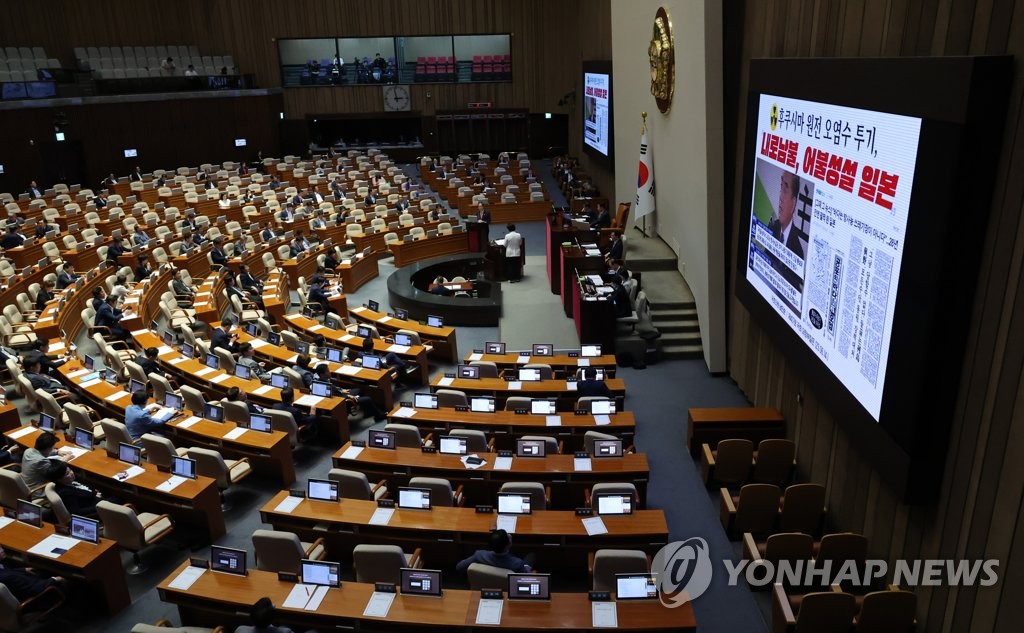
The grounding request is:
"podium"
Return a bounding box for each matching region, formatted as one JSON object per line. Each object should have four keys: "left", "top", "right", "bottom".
{"left": 465, "top": 219, "right": 490, "bottom": 252}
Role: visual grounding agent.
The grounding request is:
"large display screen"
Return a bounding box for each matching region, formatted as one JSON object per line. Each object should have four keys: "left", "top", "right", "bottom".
{"left": 583, "top": 71, "right": 610, "bottom": 156}
{"left": 745, "top": 95, "right": 921, "bottom": 420}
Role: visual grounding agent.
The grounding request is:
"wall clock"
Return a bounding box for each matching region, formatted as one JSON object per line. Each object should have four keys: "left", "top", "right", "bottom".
{"left": 383, "top": 85, "right": 411, "bottom": 112}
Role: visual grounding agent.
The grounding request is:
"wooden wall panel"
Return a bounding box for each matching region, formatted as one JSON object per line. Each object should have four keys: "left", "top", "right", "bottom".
{"left": 725, "top": 1, "right": 1024, "bottom": 631}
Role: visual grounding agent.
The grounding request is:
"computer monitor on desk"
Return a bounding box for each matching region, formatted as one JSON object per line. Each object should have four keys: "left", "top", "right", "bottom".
{"left": 497, "top": 492, "right": 533, "bottom": 515}
{"left": 595, "top": 493, "right": 634, "bottom": 515}
{"left": 518, "top": 368, "right": 542, "bottom": 382}
{"left": 516, "top": 438, "right": 546, "bottom": 457}
{"left": 118, "top": 442, "right": 141, "bottom": 466}
{"left": 590, "top": 400, "right": 616, "bottom": 415}
{"left": 616, "top": 573, "right": 659, "bottom": 600}
{"left": 457, "top": 364, "right": 480, "bottom": 379}
{"left": 397, "top": 487, "right": 432, "bottom": 510}
{"left": 394, "top": 333, "right": 414, "bottom": 347}
{"left": 400, "top": 568, "right": 442, "bottom": 597}
{"left": 172, "top": 456, "right": 197, "bottom": 479}
{"left": 307, "top": 478, "right": 339, "bottom": 502}
{"left": 16, "top": 500, "right": 42, "bottom": 528}
{"left": 361, "top": 354, "right": 382, "bottom": 370}
{"left": 530, "top": 399, "right": 556, "bottom": 415}
{"left": 438, "top": 436, "right": 467, "bottom": 455}
{"left": 426, "top": 315, "right": 443, "bottom": 328}
{"left": 593, "top": 438, "right": 623, "bottom": 457}
{"left": 74, "top": 428, "right": 94, "bottom": 451}
{"left": 508, "top": 573, "right": 551, "bottom": 600}
{"left": 210, "top": 545, "right": 248, "bottom": 576}
{"left": 470, "top": 396, "right": 495, "bottom": 413}
{"left": 301, "top": 559, "right": 341, "bottom": 588}
{"left": 485, "top": 341, "right": 505, "bottom": 355}
{"left": 581, "top": 344, "right": 602, "bottom": 358}
{"left": 70, "top": 514, "right": 100, "bottom": 544}
{"left": 414, "top": 393, "right": 438, "bottom": 409}
{"left": 532, "top": 343, "right": 553, "bottom": 357}
{"left": 368, "top": 429, "right": 396, "bottom": 449}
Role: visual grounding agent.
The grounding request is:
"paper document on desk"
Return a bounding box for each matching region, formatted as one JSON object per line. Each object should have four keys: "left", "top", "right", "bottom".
{"left": 157, "top": 476, "right": 187, "bottom": 492}
{"left": 67, "top": 368, "right": 91, "bottom": 379}
{"left": 467, "top": 353, "right": 483, "bottom": 361}
{"left": 168, "top": 357, "right": 188, "bottom": 365}
{"left": 593, "top": 415, "right": 612, "bottom": 426}
{"left": 338, "top": 365, "right": 361, "bottom": 376}
{"left": 586, "top": 275, "right": 604, "bottom": 284}
{"left": 305, "top": 585, "right": 329, "bottom": 611}
{"left": 158, "top": 345, "right": 174, "bottom": 354}
{"left": 438, "top": 377, "right": 454, "bottom": 387}
{"left": 461, "top": 455, "right": 486, "bottom": 470}
{"left": 585, "top": 249, "right": 603, "bottom": 257}
{"left": 545, "top": 415, "right": 562, "bottom": 427}
{"left": 248, "top": 338, "right": 268, "bottom": 348}
{"left": 592, "top": 602, "right": 618, "bottom": 628}
{"left": 577, "top": 358, "right": 591, "bottom": 367}
{"left": 194, "top": 367, "right": 216, "bottom": 377}
{"left": 393, "top": 407, "right": 416, "bottom": 418}
{"left": 283, "top": 584, "right": 317, "bottom": 609}
{"left": 476, "top": 598, "right": 504, "bottom": 625}
{"left": 78, "top": 377, "right": 103, "bottom": 388}
{"left": 507, "top": 381, "right": 523, "bottom": 391}
{"left": 104, "top": 390, "right": 131, "bottom": 402}
{"left": 369, "top": 507, "right": 394, "bottom": 526}
{"left": 131, "top": 329, "right": 148, "bottom": 336}
{"left": 152, "top": 407, "right": 177, "bottom": 422}
{"left": 574, "top": 457, "right": 593, "bottom": 472}
{"left": 582, "top": 516, "right": 608, "bottom": 536}
{"left": 493, "top": 456, "right": 513, "bottom": 471}
{"left": 176, "top": 416, "right": 201, "bottom": 429}
{"left": 387, "top": 344, "right": 410, "bottom": 354}
{"left": 309, "top": 324, "right": 325, "bottom": 331}
{"left": 352, "top": 306, "right": 366, "bottom": 313}
{"left": 9, "top": 426, "right": 37, "bottom": 439}
{"left": 516, "top": 356, "right": 530, "bottom": 364}
{"left": 295, "top": 395, "right": 324, "bottom": 407}
{"left": 274, "top": 495, "right": 304, "bottom": 514}
{"left": 363, "top": 590, "right": 396, "bottom": 617}
{"left": 223, "top": 427, "right": 247, "bottom": 440}
{"left": 379, "top": 316, "right": 393, "bottom": 323}
{"left": 47, "top": 342, "right": 66, "bottom": 353}
{"left": 565, "top": 381, "right": 578, "bottom": 391}
{"left": 168, "top": 565, "right": 206, "bottom": 590}
{"left": 28, "top": 534, "right": 79, "bottom": 559}
{"left": 496, "top": 515, "right": 517, "bottom": 534}
{"left": 210, "top": 374, "right": 230, "bottom": 384}
{"left": 0, "top": 517, "right": 13, "bottom": 530}
{"left": 113, "top": 465, "right": 146, "bottom": 482}
{"left": 253, "top": 385, "right": 274, "bottom": 395}
{"left": 61, "top": 446, "right": 87, "bottom": 461}
{"left": 339, "top": 445, "right": 364, "bottom": 460}
{"left": 341, "top": 334, "right": 355, "bottom": 342}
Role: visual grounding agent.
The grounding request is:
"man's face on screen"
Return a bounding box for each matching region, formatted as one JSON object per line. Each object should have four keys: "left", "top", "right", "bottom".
{"left": 778, "top": 172, "right": 797, "bottom": 229}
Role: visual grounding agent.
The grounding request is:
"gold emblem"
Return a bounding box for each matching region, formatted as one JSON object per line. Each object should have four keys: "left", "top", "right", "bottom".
{"left": 648, "top": 7, "right": 675, "bottom": 114}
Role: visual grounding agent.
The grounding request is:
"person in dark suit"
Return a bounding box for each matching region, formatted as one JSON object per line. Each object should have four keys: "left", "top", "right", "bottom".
{"left": 92, "top": 286, "right": 129, "bottom": 340}
{"left": 279, "top": 205, "right": 295, "bottom": 223}
{"left": 261, "top": 222, "right": 278, "bottom": 242}
{"left": 134, "top": 347, "right": 161, "bottom": 377}
{"left": 238, "top": 263, "right": 263, "bottom": 296}
{"left": 395, "top": 198, "right": 409, "bottom": 213}
{"left": 272, "top": 388, "right": 317, "bottom": 428}
{"left": 26, "top": 181, "right": 43, "bottom": 198}
{"left": 0, "top": 545, "right": 65, "bottom": 606}
{"left": 590, "top": 203, "right": 611, "bottom": 229}
{"left": 307, "top": 278, "right": 331, "bottom": 314}
{"left": 204, "top": 179, "right": 216, "bottom": 191}
{"left": 105, "top": 236, "right": 126, "bottom": 263}
{"left": 171, "top": 268, "right": 194, "bottom": 306}
{"left": 183, "top": 211, "right": 198, "bottom": 232}
{"left": 24, "top": 357, "right": 72, "bottom": 398}
{"left": 180, "top": 232, "right": 200, "bottom": 253}
{"left": 322, "top": 250, "right": 339, "bottom": 271}
{"left": 0, "top": 226, "right": 25, "bottom": 249}
{"left": 35, "top": 280, "right": 55, "bottom": 311}
{"left": 210, "top": 237, "right": 229, "bottom": 267}
{"left": 605, "top": 231, "right": 624, "bottom": 262}
{"left": 55, "top": 263, "right": 79, "bottom": 290}
{"left": 577, "top": 367, "right": 613, "bottom": 398}
{"left": 768, "top": 170, "right": 804, "bottom": 259}
{"left": 92, "top": 193, "right": 109, "bottom": 209}
{"left": 134, "top": 254, "right": 152, "bottom": 280}
{"left": 364, "top": 192, "right": 377, "bottom": 206}
{"left": 609, "top": 274, "right": 632, "bottom": 318}
{"left": 102, "top": 173, "right": 117, "bottom": 186}
{"left": 211, "top": 317, "right": 239, "bottom": 353}
{"left": 129, "top": 167, "right": 143, "bottom": 182}
{"left": 34, "top": 222, "right": 48, "bottom": 238}
{"left": 46, "top": 461, "right": 101, "bottom": 518}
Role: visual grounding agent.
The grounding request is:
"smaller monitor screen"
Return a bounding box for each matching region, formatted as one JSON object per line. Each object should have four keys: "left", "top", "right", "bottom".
{"left": 295, "top": 341, "right": 308, "bottom": 354}
{"left": 531, "top": 344, "right": 553, "bottom": 357}
{"left": 203, "top": 403, "right": 224, "bottom": 422}
{"left": 267, "top": 332, "right": 281, "bottom": 345}
{"left": 581, "top": 344, "right": 602, "bottom": 358}
{"left": 118, "top": 442, "right": 141, "bottom": 465}
{"left": 616, "top": 574, "right": 659, "bottom": 600}
{"left": 530, "top": 400, "right": 556, "bottom": 415}
{"left": 124, "top": 149, "right": 138, "bottom": 158}
{"left": 361, "top": 355, "right": 382, "bottom": 370}
{"left": 234, "top": 364, "right": 251, "bottom": 379}
{"left": 508, "top": 573, "right": 551, "bottom": 600}
{"left": 497, "top": 492, "right": 532, "bottom": 515}
{"left": 397, "top": 487, "right": 431, "bottom": 510}
{"left": 368, "top": 429, "right": 396, "bottom": 449}
{"left": 456, "top": 365, "right": 479, "bottom": 379}
{"left": 394, "top": 333, "right": 413, "bottom": 347}
{"left": 270, "top": 373, "right": 290, "bottom": 388}
{"left": 326, "top": 348, "right": 344, "bottom": 362}
{"left": 38, "top": 413, "right": 56, "bottom": 432}
{"left": 245, "top": 323, "right": 259, "bottom": 336}
{"left": 70, "top": 514, "right": 100, "bottom": 543}
{"left": 516, "top": 439, "right": 546, "bottom": 458}
{"left": 165, "top": 392, "right": 183, "bottom": 410}
{"left": 172, "top": 456, "right": 197, "bottom": 479}
{"left": 249, "top": 414, "right": 272, "bottom": 433}
{"left": 307, "top": 478, "right": 339, "bottom": 501}
{"left": 596, "top": 493, "right": 634, "bottom": 515}
{"left": 413, "top": 393, "right": 438, "bottom": 409}
{"left": 16, "top": 500, "right": 42, "bottom": 528}
{"left": 105, "top": 368, "right": 120, "bottom": 385}
{"left": 367, "top": 300, "right": 380, "bottom": 312}
{"left": 301, "top": 559, "right": 341, "bottom": 588}
{"left": 234, "top": 138, "right": 247, "bottom": 147}
{"left": 426, "top": 315, "right": 443, "bottom": 328}
{"left": 590, "top": 400, "right": 616, "bottom": 415}
{"left": 310, "top": 380, "right": 332, "bottom": 397}
{"left": 356, "top": 326, "right": 373, "bottom": 339}
{"left": 163, "top": 330, "right": 174, "bottom": 346}
{"left": 210, "top": 545, "right": 247, "bottom": 575}
{"left": 74, "top": 428, "right": 94, "bottom": 451}
{"left": 324, "top": 317, "right": 339, "bottom": 330}
{"left": 593, "top": 439, "right": 623, "bottom": 458}
{"left": 181, "top": 343, "right": 194, "bottom": 358}
{"left": 518, "top": 368, "right": 541, "bottom": 382}
{"left": 400, "top": 568, "right": 442, "bottom": 597}
{"left": 470, "top": 396, "right": 495, "bottom": 413}
{"left": 395, "top": 308, "right": 408, "bottom": 320}
{"left": 438, "top": 436, "right": 467, "bottom": 455}
{"left": 204, "top": 353, "right": 219, "bottom": 369}
{"left": 128, "top": 379, "right": 145, "bottom": 395}
{"left": 84, "top": 354, "right": 95, "bottom": 370}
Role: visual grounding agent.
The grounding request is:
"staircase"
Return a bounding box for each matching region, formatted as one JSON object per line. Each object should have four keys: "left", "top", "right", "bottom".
{"left": 648, "top": 299, "right": 703, "bottom": 360}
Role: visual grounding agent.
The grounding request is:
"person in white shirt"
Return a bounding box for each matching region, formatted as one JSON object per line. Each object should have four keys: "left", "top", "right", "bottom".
{"left": 184, "top": 64, "right": 198, "bottom": 77}
{"left": 503, "top": 223, "right": 523, "bottom": 282}
{"left": 218, "top": 193, "right": 231, "bottom": 208}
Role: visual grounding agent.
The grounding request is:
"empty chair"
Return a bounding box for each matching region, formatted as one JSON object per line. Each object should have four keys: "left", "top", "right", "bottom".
{"left": 742, "top": 532, "right": 814, "bottom": 590}
{"left": 591, "top": 549, "right": 650, "bottom": 592}
{"left": 408, "top": 476, "right": 463, "bottom": 507}
{"left": 99, "top": 420, "right": 136, "bottom": 456}
{"left": 854, "top": 588, "right": 917, "bottom": 633}
{"left": 701, "top": 439, "right": 754, "bottom": 488}
{"left": 772, "top": 586, "right": 857, "bottom": 633}
{"left": 327, "top": 468, "right": 387, "bottom": 501}
{"left": 0, "top": 470, "right": 43, "bottom": 510}
{"left": 524, "top": 363, "right": 552, "bottom": 379}
{"left": 180, "top": 385, "right": 207, "bottom": 414}
{"left": 353, "top": 544, "right": 423, "bottom": 584}
{"left": 140, "top": 434, "right": 188, "bottom": 469}
{"left": 504, "top": 396, "right": 531, "bottom": 412}
{"left": 499, "top": 481, "right": 548, "bottom": 511}
{"left": 64, "top": 403, "right": 108, "bottom": 443}
{"left": 448, "top": 429, "right": 492, "bottom": 453}
{"left": 148, "top": 373, "right": 176, "bottom": 404}
{"left": 778, "top": 483, "right": 826, "bottom": 535}
{"left": 95, "top": 500, "right": 175, "bottom": 574}
{"left": 186, "top": 447, "right": 252, "bottom": 508}
{"left": 720, "top": 483, "right": 781, "bottom": 539}
{"left": 752, "top": 439, "right": 796, "bottom": 486}
{"left": 468, "top": 360, "right": 499, "bottom": 378}
{"left": 252, "top": 529, "right": 326, "bottom": 574}
{"left": 435, "top": 388, "right": 468, "bottom": 408}
{"left": 814, "top": 533, "right": 869, "bottom": 588}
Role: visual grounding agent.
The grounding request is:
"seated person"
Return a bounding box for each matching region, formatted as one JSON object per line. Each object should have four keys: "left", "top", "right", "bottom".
{"left": 46, "top": 461, "right": 101, "bottom": 518}
{"left": 322, "top": 250, "right": 340, "bottom": 271}
{"left": 239, "top": 264, "right": 263, "bottom": 295}
{"left": 294, "top": 354, "right": 315, "bottom": 387}
{"left": 23, "top": 357, "right": 73, "bottom": 400}
{"left": 108, "top": 274, "right": 130, "bottom": 303}
{"left": 133, "top": 225, "right": 151, "bottom": 246}
{"left": 429, "top": 275, "right": 453, "bottom": 296}
{"left": 22, "top": 432, "right": 70, "bottom": 491}
{"left": 236, "top": 342, "right": 268, "bottom": 380}
{"left": 590, "top": 203, "right": 612, "bottom": 229}
{"left": 92, "top": 286, "right": 130, "bottom": 341}
{"left": 311, "top": 363, "right": 386, "bottom": 420}
{"left": 23, "top": 343, "right": 67, "bottom": 376}
{"left": 0, "top": 546, "right": 65, "bottom": 609}
{"left": 171, "top": 268, "right": 195, "bottom": 306}
{"left": 609, "top": 275, "right": 632, "bottom": 318}
{"left": 272, "top": 388, "right": 317, "bottom": 431}
{"left": 125, "top": 390, "right": 167, "bottom": 440}
{"left": 456, "top": 529, "right": 535, "bottom": 573}
{"left": 134, "top": 347, "right": 160, "bottom": 376}
{"left": 234, "top": 597, "right": 295, "bottom": 633}
{"left": 210, "top": 237, "right": 229, "bottom": 267}
{"left": 577, "top": 367, "right": 613, "bottom": 398}
{"left": 34, "top": 280, "right": 55, "bottom": 311}
{"left": 289, "top": 231, "right": 311, "bottom": 257}
{"left": 307, "top": 277, "right": 331, "bottom": 314}
{"left": 0, "top": 226, "right": 25, "bottom": 249}
{"left": 224, "top": 386, "right": 263, "bottom": 414}
{"left": 211, "top": 317, "right": 240, "bottom": 353}
{"left": 360, "top": 336, "right": 409, "bottom": 385}
{"left": 55, "top": 263, "right": 79, "bottom": 290}
{"left": 106, "top": 236, "right": 127, "bottom": 263}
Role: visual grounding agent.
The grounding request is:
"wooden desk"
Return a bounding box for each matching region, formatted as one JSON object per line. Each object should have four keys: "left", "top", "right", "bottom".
{"left": 464, "top": 351, "right": 617, "bottom": 377}
{"left": 0, "top": 515, "right": 131, "bottom": 614}
{"left": 6, "top": 426, "right": 226, "bottom": 540}
{"left": 456, "top": 198, "right": 552, "bottom": 223}
{"left": 158, "top": 561, "right": 696, "bottom": 631}
{"left": 333, "top": 443, "right": 650, "bottom": 508}
{"left": 387, "top": 406, "right": 636, "bottom": 450}
{"left": 390, "top": 231, "right": 470, "bottom": 268}
{"left": 559, "top": 246, "right": 607, "bottom": 317}
{"left": 350, "top": 305, "right": 459, "bottom": 363}
{"left": 336, "top": 250, "right": 380, "bottom": 292}
{"left": 546, "top": 217, "right": 598, "bottom": 294}
{"left": 572, "top": 273, "right": 617, "bottom": 352}
{"left": 686, "top": 407, "right": 787, "bottom": 457}
{"left": 428, "top": 376, "right": 626, "bottom": 411}
{"left": 260, "top": 492, "right": 668, "bottom": 570}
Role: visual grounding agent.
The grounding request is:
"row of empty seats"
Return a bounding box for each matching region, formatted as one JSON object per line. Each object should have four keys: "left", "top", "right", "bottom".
{"left": 74, "top": 45, "right": 200, "bottom": 63}
{"left": 0, "top": 57, "right": 59, "bottom": 72}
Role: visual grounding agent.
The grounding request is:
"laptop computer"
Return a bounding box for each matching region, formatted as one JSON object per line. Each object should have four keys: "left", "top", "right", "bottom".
{"left": 470, "top": 396, "right": 495, "bottom": 413}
